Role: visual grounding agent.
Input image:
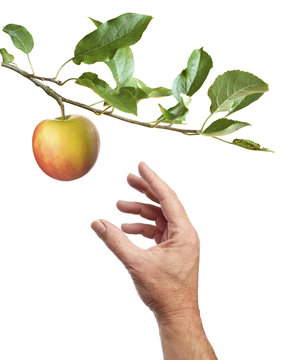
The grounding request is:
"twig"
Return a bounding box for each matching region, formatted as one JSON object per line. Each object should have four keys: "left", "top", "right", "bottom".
{"left": 2, "top": 63, "right": 66, "bottom": 119}
{"left": 26, "top": 74, "right": 75, "bottom": 86}
{"left": 1, "top": 62, "right": 274, "bottom": 152}
{"left": 1, "top": 62, "right": 201, "bottom": 135}
{"left": 28, "top": 74, "right": 64, "bottom": 85}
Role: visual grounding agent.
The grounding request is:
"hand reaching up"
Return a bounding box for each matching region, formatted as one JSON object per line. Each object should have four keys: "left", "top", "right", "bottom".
{"left": 91, "top": 162, "right": 217, "bottom": 359}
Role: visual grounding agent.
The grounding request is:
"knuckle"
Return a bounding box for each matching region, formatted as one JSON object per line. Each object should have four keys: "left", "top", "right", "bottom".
{"left": 190, "top": 227, "right": 199, "bottom": 241}
{"left": 169, "top": 188, "right": 177, "bottom": 199}
{"left": 187, "top": 227, "right": 200, "bottom": 247}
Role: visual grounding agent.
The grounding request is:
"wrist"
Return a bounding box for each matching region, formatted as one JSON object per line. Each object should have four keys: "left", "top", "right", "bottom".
{"left": 156, "top": 307, "right": 217, "bottom": 360}
{"left": 155, "top": 306, "right": 202, "bottom": 330}
{"left": 153, "top": 291, "right": 200, "bottom": 323}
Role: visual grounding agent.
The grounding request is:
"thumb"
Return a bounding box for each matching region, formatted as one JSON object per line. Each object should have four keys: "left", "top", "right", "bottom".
{"left": 91, "top": 219, "right": 142, "bottom": 266}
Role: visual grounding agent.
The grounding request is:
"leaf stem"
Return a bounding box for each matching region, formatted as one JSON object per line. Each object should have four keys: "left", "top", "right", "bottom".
{"left": 96, "top": 105, "right": 111, "bottom": 116}
{"left": 152, "top": 117, "right": 166, "bottom": 128}
{"left": 54, "top": 58, "right": 73, "bottom": 79}
{"left": 27, "top": 54, "right": 34, "bottom": 74}
{"left": 60, "top": 77, "right": 78, "bottom": 86}
{"left": 88, "top": 100, "right": 104, "bottom": 107}
{"left": 200, "top": 113, "right": 213, "bottom": 132}
{"left": 211, "top": 136, "right": 233, "bottom": 145}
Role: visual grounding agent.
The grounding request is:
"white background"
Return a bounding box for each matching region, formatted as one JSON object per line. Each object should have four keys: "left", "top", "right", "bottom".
{"left": 0, "top": 0, "right": 297, "bottom": 359}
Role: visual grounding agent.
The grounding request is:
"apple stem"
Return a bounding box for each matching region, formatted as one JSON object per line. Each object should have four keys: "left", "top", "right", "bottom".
{"left": 58, "top": 97, "right": 66, "bottom": 120}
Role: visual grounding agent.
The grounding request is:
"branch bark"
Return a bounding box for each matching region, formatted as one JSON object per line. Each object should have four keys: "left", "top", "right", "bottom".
{"left": 1, "top": 62, "right": 200, "bottom": 135}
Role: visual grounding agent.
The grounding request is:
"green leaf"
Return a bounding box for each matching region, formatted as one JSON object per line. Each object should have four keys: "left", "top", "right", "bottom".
{"left": 76, "top": 72, "right": 137, "bottom": 115}
{"left": 0, "top": 48, "right": 14, "bottom": 64}
{"left": 125, "top": 78, "right": 172, "bottom": 101}
{"left": 180, "top": 93, "right": 192, "bottom": 107}
{"left": 3, "top": 24, "right": 34, "bottom": 54}
{"left": 226, "top": 93, "right": 263, "bottom": 116}
{"left": 157, "top": 103, "right": 188, "bottom": 124}
{"left": 89, "top": 18, "right": 135, "bottom": 86}
{"left": 74, "top": 13, "right": 152, "bottom": 65}
{"left": 203, "top": 118, "right": 250, "bottom": 136}
{"left": 89, "top": 17, "right": 102, "bottom": 27}
{"left": 208, "top": 70, "right": 268, "bottom": 115}
{"left": 232, "top": 139, "right": 273, "bottom": 152}
{"left": 105, "top": 47, "right": 134, "bottom": 86}
{"left": 172, "top": 48, "right": 213, "bottom": 102}
{"left": 122, "top": 85, "right": 148, "bottom": 102}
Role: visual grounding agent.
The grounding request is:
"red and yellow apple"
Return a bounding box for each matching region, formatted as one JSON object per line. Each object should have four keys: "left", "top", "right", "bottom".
{"left": 32, "top": 114, "right": 100, "bottom": 181}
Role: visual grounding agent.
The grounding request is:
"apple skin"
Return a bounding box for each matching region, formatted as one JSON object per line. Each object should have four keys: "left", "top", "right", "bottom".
{"left": 32, "top": 114, "right": 100, "bottom": 181}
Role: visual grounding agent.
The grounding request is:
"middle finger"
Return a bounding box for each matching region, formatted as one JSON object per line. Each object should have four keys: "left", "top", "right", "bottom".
{"left": 117, "top": 200, "right": 165, "bottom": 222}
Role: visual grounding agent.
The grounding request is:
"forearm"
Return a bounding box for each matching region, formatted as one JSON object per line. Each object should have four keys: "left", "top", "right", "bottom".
{"left": 156, "top": 310, "right": 217, "bottom": 360}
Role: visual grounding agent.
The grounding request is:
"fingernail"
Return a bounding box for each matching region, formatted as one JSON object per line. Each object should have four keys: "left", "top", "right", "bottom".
{"left": 91, "top": 220, "right": 106, "bottom": 237}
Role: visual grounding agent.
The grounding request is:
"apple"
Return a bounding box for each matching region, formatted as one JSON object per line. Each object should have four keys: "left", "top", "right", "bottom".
{"left": 32, "top": 114, "right": 100, "bottom": 181}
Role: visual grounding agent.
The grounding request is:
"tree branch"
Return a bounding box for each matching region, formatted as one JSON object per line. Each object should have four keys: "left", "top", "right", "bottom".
{"left": 1, "top": 62, "right": 200, "bottom": 135}
{"left": 28, "top": 74, "right": 64, "bottom": 85}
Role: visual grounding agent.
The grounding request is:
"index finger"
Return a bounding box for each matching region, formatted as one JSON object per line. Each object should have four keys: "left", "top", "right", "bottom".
{"left": 127, "top": 173, "right": 160, "bottom": 204}
{"left": 138, "top": 162, "right": 189, "bottom": 226}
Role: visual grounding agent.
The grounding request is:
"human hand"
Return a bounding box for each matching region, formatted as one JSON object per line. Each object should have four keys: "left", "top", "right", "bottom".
{"left": 91, "top": 161, "right": 200, "bottom": 321}
{"left": 91, "top": 162, "right": 217, "bottom": 359}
